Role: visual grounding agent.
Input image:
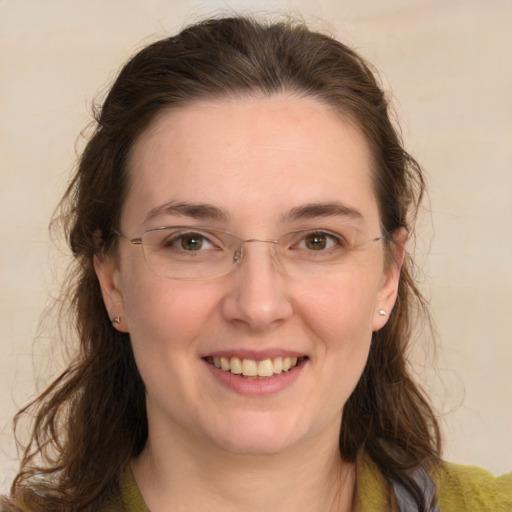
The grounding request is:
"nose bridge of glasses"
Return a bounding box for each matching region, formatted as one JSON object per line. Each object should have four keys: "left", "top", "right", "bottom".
{"left": 233, "top": 237, "right": 279, "bottom": 264}
{"left": 243, "top": 237, "right": 279, "bottom": 245}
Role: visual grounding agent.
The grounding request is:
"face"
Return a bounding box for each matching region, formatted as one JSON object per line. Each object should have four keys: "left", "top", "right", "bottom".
{"left": 96, "top": 95, "right": 401, "bottom": 457}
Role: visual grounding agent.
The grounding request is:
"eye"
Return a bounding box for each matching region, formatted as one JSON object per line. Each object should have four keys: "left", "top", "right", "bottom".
{"left": 161, "top": 230, "right": 217, "bottom": 252}
{"left": 297, "top": 231, "right": 343, "bottom": 251}
{"left": 178, "top": 233, "right": 208, "bottom": 251}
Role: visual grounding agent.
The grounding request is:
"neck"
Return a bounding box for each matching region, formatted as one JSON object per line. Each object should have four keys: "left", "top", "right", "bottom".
{"left": 131, "top": 423, "right": 356, "bottom": 512}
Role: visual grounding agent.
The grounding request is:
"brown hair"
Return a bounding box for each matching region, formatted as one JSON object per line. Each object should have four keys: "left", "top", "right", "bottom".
{"left": 2, "top": 16, "right": 441, "bottom": 511}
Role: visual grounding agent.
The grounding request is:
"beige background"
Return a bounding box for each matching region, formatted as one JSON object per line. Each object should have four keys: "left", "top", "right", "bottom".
{"left": 1, "top": 0, "right": 511, "bottom": 491}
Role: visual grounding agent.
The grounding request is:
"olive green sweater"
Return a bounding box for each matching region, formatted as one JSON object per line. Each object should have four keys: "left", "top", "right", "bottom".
{"left": 111, "top": 454, "right": 512, "bottom": 512}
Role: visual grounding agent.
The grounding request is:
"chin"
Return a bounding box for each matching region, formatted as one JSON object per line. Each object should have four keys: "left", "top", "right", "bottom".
{"left": 217, "top": 435, "right": 299, "bottom": 457}
{"left": 204, "top": 414, "right": 311, "bottom": 457}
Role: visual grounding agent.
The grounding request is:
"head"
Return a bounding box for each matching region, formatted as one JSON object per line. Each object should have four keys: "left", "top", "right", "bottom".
{"left": 10, "top": 15, "right": 439, "bottom": 512}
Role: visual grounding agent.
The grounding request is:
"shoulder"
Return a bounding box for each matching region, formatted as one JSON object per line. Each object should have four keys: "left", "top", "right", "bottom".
{"left": 106, "top": 465, "right": 148, "bottom": 512}
{"left": 1, "top": 472, "right": 136, "bottom": 512}
{"left": 355, "top": 451, "right": 512, "bottom": 512}
{"left": 433, "top": 461, "right": 512, "bottom": 512}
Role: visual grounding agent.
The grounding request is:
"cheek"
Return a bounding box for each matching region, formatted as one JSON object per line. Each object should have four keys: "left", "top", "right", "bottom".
{"left": 295, "top": 273, "right": 379, "bottom": 391}
{"left": 296, "top": 272, "right": 380, "bottom": 340}
{"left": 292, "top": 277, "right": 376, "bottom": 425}
{"left": 120, "top": 277, "right": 222, "bottom": 407}
{"left": 121, "top": 273, "right": 218, "bottom": 354}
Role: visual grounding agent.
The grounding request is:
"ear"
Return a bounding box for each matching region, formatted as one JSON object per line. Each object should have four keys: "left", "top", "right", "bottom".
{"left": 94, "top": 253, "right": 129, "bottom": 332}
{"left": 372, "top": 228, "right": 407, "bottom": 331}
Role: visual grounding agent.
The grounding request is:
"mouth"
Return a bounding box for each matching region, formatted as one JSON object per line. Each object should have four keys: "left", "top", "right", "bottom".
{"left": 204, "top": 355, "right": 307, "bottom": 379}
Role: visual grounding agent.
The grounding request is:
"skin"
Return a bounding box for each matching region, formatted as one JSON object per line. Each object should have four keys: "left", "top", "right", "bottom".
{"left": 95, "top": 94, "right": 402, "bottom": 512}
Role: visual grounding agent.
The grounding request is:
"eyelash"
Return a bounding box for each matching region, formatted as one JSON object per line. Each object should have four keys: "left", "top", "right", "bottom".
{"left": 159, "top": 229, "right": 347, "bottom": 252}
{"left": 162, "top": 232, "right": 218, "bottom": 250}
{"left": 293, "top": 231, "right": 345, "bottom": 251}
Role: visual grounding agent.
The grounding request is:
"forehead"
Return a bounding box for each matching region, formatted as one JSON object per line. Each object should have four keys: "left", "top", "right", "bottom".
{"left": 124, "top": 94, "right": 379, "bottom": 231}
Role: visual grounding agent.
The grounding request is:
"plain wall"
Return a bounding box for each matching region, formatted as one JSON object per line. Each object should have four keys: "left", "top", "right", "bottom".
{"left": 1, "top": 0, "right": 511, "bottom": 491}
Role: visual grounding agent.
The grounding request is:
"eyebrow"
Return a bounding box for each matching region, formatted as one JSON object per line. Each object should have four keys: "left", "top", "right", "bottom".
{"left": 143, "top": 200, "right": 363, "bottom": 226}
{"left": 282, "top": 202, "right": 364, "bottom": 223}
{"left": 144, "top": 201, "right": 231, "bottom": 225}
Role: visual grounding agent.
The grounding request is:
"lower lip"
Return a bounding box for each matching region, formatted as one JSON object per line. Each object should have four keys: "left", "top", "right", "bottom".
{"left": 203, "top": 359, "right": 307, "bottom": 396}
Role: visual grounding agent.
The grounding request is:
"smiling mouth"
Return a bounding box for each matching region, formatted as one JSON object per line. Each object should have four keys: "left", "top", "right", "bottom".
{"left": 204, "top": 356, "right": 306, "bottom": 379}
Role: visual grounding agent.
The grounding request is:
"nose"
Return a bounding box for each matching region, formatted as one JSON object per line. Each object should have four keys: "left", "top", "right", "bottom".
{"left": 221, "top": 241, "right": 293, "bottom": 331}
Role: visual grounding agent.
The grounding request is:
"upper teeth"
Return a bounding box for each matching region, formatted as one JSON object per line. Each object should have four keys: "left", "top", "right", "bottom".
{"left": 209, "top": 356, "right": 300, "bottom": 377}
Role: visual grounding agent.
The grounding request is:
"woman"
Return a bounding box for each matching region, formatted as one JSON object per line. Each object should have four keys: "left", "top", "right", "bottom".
{"left": 2, "top": 15, "right": 511, "bottom": 512}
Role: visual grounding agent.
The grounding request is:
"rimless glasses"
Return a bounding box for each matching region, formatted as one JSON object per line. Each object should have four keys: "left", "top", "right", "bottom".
{"left": 114, "top": 225, "right": 384, "bottom": 280}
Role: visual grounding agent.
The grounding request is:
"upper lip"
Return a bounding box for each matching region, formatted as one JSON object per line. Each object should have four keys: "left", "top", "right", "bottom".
{"left": 202, "top": 349, "right": 307, "bottom": 360}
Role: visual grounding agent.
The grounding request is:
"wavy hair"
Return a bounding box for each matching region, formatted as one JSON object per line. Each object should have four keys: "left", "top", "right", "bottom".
{"left": 2, "top": 16, "right": 441, "bottom": 512}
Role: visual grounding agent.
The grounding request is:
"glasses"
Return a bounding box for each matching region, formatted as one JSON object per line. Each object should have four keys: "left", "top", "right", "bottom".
{"left": 114, "top": 225, "right": 384, "bottom": 280}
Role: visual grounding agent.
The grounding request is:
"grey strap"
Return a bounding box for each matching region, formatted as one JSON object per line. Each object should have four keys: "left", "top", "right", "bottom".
{"left": 392, "top": 465, "right": 440, "bottom": 512}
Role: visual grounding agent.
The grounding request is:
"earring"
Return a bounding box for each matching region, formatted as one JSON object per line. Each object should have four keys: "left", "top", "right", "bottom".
{"left": 111, "top": 316, "right": 121, "bottom": 324}
{"left": 378, "top": 309, "right": 386, "bottom": 316}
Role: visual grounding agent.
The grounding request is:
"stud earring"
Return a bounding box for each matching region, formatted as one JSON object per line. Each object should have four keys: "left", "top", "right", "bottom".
{"left": 378, "top": 309, "right": 387, "bottom": 316}
{"left": 111, "top": 316, "right": 121, "bottom": 324}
